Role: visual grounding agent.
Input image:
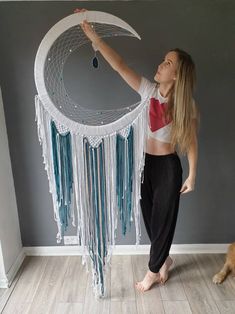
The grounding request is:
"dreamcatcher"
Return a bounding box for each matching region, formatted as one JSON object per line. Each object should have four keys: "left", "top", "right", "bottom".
{"left": 34, "top": 10, "right": 149, "bottom": 298}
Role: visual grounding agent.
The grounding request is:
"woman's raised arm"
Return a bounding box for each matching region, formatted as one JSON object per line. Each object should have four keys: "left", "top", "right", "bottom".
{"left": 78, "top": 12, "right": 141, "bottom": 92}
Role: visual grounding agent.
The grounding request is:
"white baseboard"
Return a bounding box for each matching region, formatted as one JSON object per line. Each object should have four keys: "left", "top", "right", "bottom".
{"left": 0, "top": 276, "right": 8, "bottom": 289}
{"left": 0, "top": 248, "right": 25, "bottom": 289}
{"left": 0, "top": 249, "right": 26, "bottom": 313}
{"left": 23, "top": 243, "right": 229, "bottom": 256}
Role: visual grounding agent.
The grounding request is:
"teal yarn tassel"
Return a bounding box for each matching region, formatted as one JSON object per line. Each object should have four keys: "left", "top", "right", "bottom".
{"left": 51, "top": 121, "right": 73, "bottom": 238}
{"left": 116, "top": 126, "right": 134, "bottom": 235}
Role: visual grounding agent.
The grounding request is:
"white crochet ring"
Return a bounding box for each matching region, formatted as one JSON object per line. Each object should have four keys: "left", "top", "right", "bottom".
{"left": 34, "top": 11, "right": 143, "bottom": 136}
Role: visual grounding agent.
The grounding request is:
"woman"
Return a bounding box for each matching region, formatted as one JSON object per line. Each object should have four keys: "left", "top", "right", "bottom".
{"left": 77, "top": 8, "right": 199, "bottom": 292}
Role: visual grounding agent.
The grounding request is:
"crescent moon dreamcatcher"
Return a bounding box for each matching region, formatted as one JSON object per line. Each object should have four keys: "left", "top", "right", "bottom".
{"left": 34, "top": 10, "right": 149, "bottom": 298}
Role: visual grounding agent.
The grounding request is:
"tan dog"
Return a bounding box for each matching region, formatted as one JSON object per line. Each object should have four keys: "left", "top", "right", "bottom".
{"left": 213, "top": 242, "right": 235, "bottom": 284}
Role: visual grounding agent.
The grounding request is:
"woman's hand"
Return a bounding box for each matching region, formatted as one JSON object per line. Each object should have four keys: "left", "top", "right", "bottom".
{"left": 80, "top": 20, "right": 100, "bottom": 44}
{"left": 180, "top": 176, "right": 195, "bottom": 194}
{"left": 74, "top": 8, "right": 87, "bottom": 13}
{"left": 74, "top": 8, "right": 100, "bottom": 44}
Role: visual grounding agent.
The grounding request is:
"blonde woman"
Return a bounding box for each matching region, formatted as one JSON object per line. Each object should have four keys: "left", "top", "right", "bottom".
{"left": 78, "top": 8, "right": 199, "bottom": 292}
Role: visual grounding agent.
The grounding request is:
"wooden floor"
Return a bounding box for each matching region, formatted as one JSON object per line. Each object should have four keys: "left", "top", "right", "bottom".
{"left": 1, "top": 254, "right": 235, "bottom": 313}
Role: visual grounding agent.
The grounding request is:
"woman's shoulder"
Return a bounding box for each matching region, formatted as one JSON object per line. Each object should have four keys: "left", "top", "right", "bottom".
{"left": 137, "top": 76, "right": 158, "bottom": 100}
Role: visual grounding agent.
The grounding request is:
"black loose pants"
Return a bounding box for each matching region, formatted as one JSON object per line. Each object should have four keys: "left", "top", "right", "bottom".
{"left": 140, "top": 152, "right": 183, "bottom": 273}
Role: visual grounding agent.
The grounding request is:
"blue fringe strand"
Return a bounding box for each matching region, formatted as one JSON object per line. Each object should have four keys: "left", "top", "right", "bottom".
{"left": 51, "top": 121, "right": 73, "bottom": 238}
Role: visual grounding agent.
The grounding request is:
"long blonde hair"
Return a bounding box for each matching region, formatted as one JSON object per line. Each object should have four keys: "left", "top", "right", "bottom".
{"left": 163, "top": 48, "right": 200, "bottom": 156}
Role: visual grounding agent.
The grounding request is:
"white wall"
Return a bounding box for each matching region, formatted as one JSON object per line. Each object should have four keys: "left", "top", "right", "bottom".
{"left": 0, "top": 241, "right": 7, "bottom": 287}
{"left": 0, "top": 87, "right": 23, "bottom": 288}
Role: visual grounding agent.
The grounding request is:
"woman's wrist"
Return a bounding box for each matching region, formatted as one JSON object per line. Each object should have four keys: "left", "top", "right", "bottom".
{"left": 188, "top": 174, "right": 196, "bottom": 181}
{"left": 92, "top": 37, "right": 102, "bottom": 48}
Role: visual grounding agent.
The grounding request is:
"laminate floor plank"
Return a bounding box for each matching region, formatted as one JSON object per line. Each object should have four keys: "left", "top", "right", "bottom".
{"left": 176, "top": 254, "right": 220, "bottom": 314}
{"left": 163, "top": 300, "right": 192, "bottom": 314}
{"left": 194, "top": 253, "right": 235, "bottom": 301}
{"left": 26, "top": 256, "right": 70, "bottom": 314}
{"left": 54, "top": 302, "right": 83, "bottom": 314}
{"left": 110, "top": 300, "right": 137, "bottom": 314}
{"left": 82, "top": 268, "right": 111, "bottom": 314}
{"left": 215, "top": 300, "right": 235, "bottom": 314}
{"left": 2, "top": 256, "right": 48, "bottom": 313}
{"left": 0, "top": 288, "right": 6, "bottom": 299}
{"left": 111, "top": 255, "right": 135, "bottom": 301}
{"left": 159, "top": 256, "right": 187, "bottom": 301}
{"left": 2, "top": 302, "right": 32, "bottom": 314}
{"left": 58, "top": 256, "right": 88, "bottom": 303}
{"left": 131, "top": 255, "right": 164, "bottom": 314}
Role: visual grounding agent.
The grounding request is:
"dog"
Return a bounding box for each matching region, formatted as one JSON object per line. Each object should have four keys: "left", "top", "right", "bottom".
{"left": 213, "top": 242, "right": 235, "bottom": 284}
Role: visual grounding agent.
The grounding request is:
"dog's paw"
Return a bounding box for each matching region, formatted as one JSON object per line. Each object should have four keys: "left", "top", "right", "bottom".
{"left": 212, "top": 273, "right": 224, "bottom": 284}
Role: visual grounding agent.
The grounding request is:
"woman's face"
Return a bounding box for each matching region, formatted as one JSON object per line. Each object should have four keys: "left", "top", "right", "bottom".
{"left": 154, "top": 51, "right": 179, "bottom": 84}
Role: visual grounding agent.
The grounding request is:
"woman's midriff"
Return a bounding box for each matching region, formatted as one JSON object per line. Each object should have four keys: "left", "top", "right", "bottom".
{"left": 146, "top": 137, "right": 176, "bottom": 155}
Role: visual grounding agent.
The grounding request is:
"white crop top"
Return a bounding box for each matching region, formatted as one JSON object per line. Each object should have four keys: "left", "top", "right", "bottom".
{"left": 137, "top": 76, "right": 197, "bottom": 143}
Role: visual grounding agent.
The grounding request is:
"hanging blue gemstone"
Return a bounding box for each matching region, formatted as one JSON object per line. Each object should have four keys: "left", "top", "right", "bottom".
{"left": 93, "top": 56, "right": 98, "bottom": 68}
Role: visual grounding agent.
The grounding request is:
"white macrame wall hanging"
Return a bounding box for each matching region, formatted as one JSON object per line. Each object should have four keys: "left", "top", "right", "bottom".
{"left": 34, "top": 10, "right": 149, "bottom": 298}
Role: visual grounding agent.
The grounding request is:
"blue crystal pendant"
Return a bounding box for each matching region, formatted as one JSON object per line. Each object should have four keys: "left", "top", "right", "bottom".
{"left": 92, "top": 51, "right": 98, "bottom": 68}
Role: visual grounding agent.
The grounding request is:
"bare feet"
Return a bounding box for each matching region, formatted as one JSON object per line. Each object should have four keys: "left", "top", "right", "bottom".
{"left": 135, "top": 270, "right": 161, "bottom": 292}
{"left": 159, "top": 256, "right": 174, "bottom": 284}
{"left": 135, "top": 256, "right": 174, "bottom": 292}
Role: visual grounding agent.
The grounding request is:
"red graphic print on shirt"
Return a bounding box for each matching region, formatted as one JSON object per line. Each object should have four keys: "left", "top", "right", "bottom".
{"left": 149, "top": 97, "right": 171, "bottom": 131}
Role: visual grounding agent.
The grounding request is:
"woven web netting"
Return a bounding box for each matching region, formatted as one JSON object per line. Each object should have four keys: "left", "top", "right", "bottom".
{"left": 44, "top": 23, "right": 140, "bottom": 126}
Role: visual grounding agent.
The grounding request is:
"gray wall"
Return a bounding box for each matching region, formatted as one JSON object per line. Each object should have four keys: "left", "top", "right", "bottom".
{"left": 0, "top": 1, "right": 234, "bottom": 247}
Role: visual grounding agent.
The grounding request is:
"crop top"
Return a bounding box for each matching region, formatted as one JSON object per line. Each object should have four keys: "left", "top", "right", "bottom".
{"left": 137, "top": 76, "right": 197, "bottom": 143}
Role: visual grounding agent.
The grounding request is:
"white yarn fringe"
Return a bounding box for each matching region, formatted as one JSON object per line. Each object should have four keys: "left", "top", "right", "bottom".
{"left": 35, "top": 94, "right": 148, "bottom": 297}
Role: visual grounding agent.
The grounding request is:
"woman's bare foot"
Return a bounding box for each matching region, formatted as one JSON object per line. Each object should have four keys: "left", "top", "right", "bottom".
{"left": 159, "top": 256, "right": 174, "bottom": 284}
{"left": 135, "top": 270, "right": 161, "bottom": 292}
